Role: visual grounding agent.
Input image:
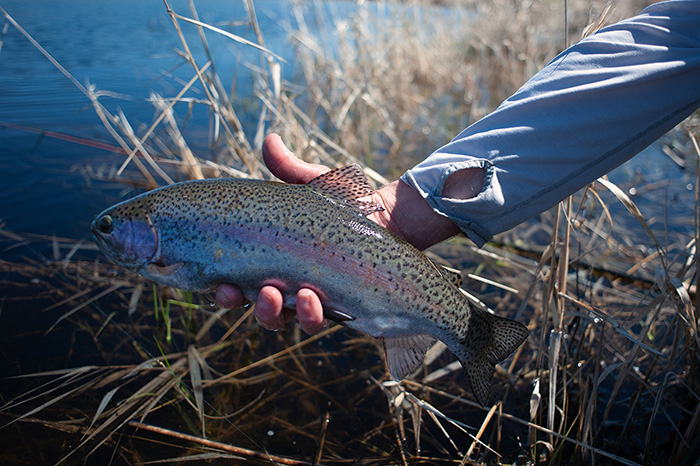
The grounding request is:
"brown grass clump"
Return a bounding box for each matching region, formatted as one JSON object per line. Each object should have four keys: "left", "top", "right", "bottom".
{"left": 1, "top": 0, "right": 698, "bottom": 465}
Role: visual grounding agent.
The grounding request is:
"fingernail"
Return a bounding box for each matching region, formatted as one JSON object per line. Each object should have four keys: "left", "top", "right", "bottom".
{"left": 297, "top": 289, "right": 311, "bottom": 305}
{"left": 215, "top": 286, "right": 234, "bottom": 308}
{"left": 259, "top": 291, "right": 273, "bottom": 306}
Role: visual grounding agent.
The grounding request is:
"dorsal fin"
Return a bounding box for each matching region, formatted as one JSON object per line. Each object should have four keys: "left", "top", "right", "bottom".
{"left": 306, "top": 164, "right": 384, "bottom": 216}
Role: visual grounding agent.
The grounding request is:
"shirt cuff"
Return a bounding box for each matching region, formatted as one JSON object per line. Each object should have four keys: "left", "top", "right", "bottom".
{"left": 401, "top": 157, "right": 496, "bottom": 247}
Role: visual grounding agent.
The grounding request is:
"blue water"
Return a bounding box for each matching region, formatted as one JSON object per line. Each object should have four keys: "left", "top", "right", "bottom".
{"left": 0, "top": 0, "right": 307, "bottom": 239}
{"left": 0, "top": 0, "right": 695, "bottom": 249}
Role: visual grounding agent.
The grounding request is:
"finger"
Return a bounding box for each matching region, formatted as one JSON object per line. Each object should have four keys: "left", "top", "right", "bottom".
{"left": 254, "top": 285, "right": 286, "bottom": 330}
{"left": 296, "top": 288, "right": 327, "bottom": 335}
{"left": 215, "top": 283, "right": 246, "bottom": 309}
{"left": 262, "top": 133, "right": 329, "bottom": 184}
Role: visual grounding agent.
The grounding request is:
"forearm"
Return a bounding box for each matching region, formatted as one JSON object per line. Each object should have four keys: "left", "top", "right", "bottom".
{"left": 402, "top": 0, "right": 700, "bottom": 246}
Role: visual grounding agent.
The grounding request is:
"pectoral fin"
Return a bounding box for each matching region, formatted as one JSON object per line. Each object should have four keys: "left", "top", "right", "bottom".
{"left": 323, "top": 308, "right": 356, "bottom": 322}
{"left": 384, "top": 334, "right": 436, "bottom": 380}
{"left": 146, "top": 262, "right": 184, "bottom": 278}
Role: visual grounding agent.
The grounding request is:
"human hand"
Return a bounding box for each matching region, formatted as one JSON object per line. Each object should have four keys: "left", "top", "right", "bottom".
{"left": 214, "top": 133, "right": 332, "bottom": 334}
{"left": 215, "top": 133, "right": 464, "bottom": 334}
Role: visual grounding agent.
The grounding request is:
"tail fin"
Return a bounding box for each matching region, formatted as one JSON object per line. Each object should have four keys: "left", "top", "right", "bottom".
{"left": 455, "top": 305, "right": 528, "bottom": 406}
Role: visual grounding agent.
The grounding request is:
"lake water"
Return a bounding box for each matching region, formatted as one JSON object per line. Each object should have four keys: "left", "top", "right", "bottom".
{"left": 0, "top": 0, "right": 695, "bottom": 247}
{"left": 0, "top": 0, "right": 312, "bottom": 241}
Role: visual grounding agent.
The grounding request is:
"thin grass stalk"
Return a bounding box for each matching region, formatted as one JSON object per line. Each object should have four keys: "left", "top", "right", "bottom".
{"left": 116, "top": 108, "right": 176, "bottom": 185}
{"left": 117, "top": 63, "right": 211, "bottom": 179}
{"left": 585, "top": 322, "right": 605, "bottom": 464}
{"left": 1, "top": 367, "right": 104, "bottom": 424}
{"left": 671, "top": 401, "right": 700, "bottom": 465}
{"left": 464, "top": 402, "right": 499, "bottom": 460}
{"left": 0, "top": 18, "right": 9, "bottom": 55}
{"left": 529, "top": 377, "right": 542, "bottom": 460}
{"left": 578, "top": 185, "right": 615, "bottom": 259}
{"left": 128, "top": 421, "right": 312, "bottom": 465}
{"left": 558, "top": 197, "right": 573, "bottom": 310}
{"left": 56, "top": 358, "right": 187, "bottom": 464}
{"left": 564, "top": 0, "right": 569, "bottom": 48}
{"left": 545, "top": 202, "right": 563, "bottom": 447}
{"left": 187, "top": 345, "right": 206, "bottom": 438}
{"left": 205, "top": 325, "right": 342, "bottom": 387}
{"left": 242, "top": 0, "right": 271, "bottom": 99}
{"left": 162, "top": 0, "right": 258, "bottom": 175}
{"left": 313, "top": 404, "right": 331, "bottom": 466}
{"left": 599, "top": 294, "right": 665, "bottom": 426}
{"left": 643, "top": 371, "right": 673, "bottom": 465}
{"left": 151, "top": 93, "right": 204, "bottom": 180}
{"left": 597, "top": 178, "right": 668, "bottom": 264}
{"left": 0, "top": 6, "right": 163, "bottom": 187}
{"left": 406, "top": 381, "right": 643, "bottom": 466}
{"left": 47, "top": 282, "right": 126, "bottom": 333}
{"left": 187, "top": 0, "right": 216, "bottom": 79}
{"left": 692, "top": 130, "right": 700, "bottom": 330}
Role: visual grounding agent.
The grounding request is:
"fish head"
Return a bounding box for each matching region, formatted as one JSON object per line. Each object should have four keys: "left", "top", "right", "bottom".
{"left": 91, "top": 198, "right": 160, "bottom": 272}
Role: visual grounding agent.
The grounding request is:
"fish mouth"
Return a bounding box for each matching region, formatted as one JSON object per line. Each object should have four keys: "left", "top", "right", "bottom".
{"left": 92, "top": 233, "right": 109, "bottom": 253}
{"left": 90, "top": 217, "right": 111, "bottom": 252}
{"left": 90, "top": 211, "right": 161, "bottom": 271}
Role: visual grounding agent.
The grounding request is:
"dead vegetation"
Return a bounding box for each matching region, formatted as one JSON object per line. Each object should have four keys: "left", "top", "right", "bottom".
{"left": 1, "top": 0, "right": 699, "bottom": 465}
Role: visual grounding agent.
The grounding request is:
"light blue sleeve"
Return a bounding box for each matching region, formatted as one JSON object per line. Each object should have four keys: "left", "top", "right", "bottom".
{"left": 401, "top": 0, "right": 700, "bottom": 247}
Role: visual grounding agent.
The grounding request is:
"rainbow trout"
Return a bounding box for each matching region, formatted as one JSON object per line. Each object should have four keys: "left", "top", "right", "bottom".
{"left": 91, "top": 165, "right": 528, "bottom": 405}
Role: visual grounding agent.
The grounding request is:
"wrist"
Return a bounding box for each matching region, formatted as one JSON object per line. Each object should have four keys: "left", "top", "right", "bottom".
{"left": 370, "top": 180, "right": 460, "bottom": 250}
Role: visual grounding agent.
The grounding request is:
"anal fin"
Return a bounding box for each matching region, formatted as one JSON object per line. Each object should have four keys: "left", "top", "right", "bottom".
{"left": 384, "top": 334, "right": 436, "bottom": 380}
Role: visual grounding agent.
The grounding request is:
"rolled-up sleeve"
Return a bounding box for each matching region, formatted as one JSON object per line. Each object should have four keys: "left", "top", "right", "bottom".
{"left": 402, "top": 0, "right": 700, "bottom": 247}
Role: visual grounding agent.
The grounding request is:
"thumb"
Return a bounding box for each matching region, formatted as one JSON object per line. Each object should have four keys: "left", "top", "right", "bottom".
{"left": 262, "top": 133, "right": 329, "bottom": 184}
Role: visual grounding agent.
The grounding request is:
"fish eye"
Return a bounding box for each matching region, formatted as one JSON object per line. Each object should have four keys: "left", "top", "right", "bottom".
{"left": 97, "top": 215, "right": 114, "bottom": 234}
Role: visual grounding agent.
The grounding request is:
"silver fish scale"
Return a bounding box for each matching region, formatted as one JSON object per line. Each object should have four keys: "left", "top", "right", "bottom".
{"left": 112, "top": 178, "right": 463, "bottom": 329}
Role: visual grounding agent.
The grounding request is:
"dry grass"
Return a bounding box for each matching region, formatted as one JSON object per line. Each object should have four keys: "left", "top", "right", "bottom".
{"left": 1, "top": 0, "right": 698, "bottom": 465}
